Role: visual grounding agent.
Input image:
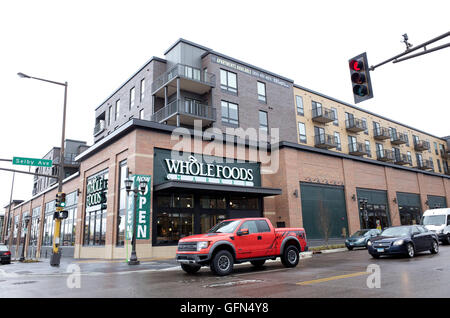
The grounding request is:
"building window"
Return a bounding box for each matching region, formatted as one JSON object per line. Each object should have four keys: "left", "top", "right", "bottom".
{"left": 129, "top": 87, "right": 135, "bottom": 109}
{"left": 140, "top": 78, "right": 145, "bottom": 102}
{"left": 434, "top": 142, "right": 439, "bottom": 155}
{"left": 117, "top": 161, "right": 127, "bottom": 246}
{"left": 156, "top": 212, "right": 194, "bottom": 245}
{"left": 365, "top": 140, "right": 371, "bottom": 157}
{"left": 108, "top": 106, "right": 112, "bottom": 126}
{"left": 220, "top": 69, "right": 237, "bottom": 94}
{"left": 296, "top": 95, "right": 304, "bottom": 116}
{"left": 331, "top": 107, "right": 338, "bottom": 125}
{"left": 362, "top": 118, "right": 368, "bottom": 134}
{"left": 139, "top": 109, "right": 144, "bottom": 120}
{"left": 407, "top": 151, "right": 412, "bottom": 165}
{"left": 437, "top": 159, "right": 442, "bottom": 173}
{"left": 259, "top": 110, "right": 268, "bottom": 132}
{"left": 43, "top": 201, "right": 56, "bottom": 246}
{"left": 257, "top": 81, "right": 266, "bottom": 102}
{"left": 115, "top": 100, "right": 120, "bottom": 121}
{"left": 84, "top": 169, "right": 108, "bottom": 246}
{"left": 298, "top": 122, "right": 307, "bottom": 144}
{"left": 334, "top": 132, "right": 341, "bottom": 150}
{"left": 221, "top": 101, "right": 239, "bottom": 126}
{"left": 30, "top": 206, "right": 41, "bottom": 249}
{"left": 405, "top": 134, "right": 410, "bottom": 146}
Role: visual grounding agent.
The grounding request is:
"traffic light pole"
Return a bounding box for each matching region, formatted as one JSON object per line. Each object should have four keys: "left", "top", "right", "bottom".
{"left": 369, "top": 31, "right": 450, "bottom": 71}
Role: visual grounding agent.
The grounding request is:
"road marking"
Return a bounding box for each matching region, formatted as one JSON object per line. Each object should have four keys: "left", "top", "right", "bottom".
{"left": 296, "top": 271, "right": 369, "bottom": 285}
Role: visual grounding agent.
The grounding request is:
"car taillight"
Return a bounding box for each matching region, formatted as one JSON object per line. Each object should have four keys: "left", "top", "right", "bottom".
{"left": 4, "top": 252, "right": 11, "bottom": 256}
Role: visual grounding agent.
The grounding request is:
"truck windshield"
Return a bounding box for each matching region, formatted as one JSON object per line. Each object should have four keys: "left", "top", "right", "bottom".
{"left": 422, "top": 215, "right": 446, "bottom": 226}
{"left": 208, "top": 220, "right": 241, "bottom": 233}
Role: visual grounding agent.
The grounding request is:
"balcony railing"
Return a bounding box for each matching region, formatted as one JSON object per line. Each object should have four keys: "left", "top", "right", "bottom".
{"left": 416, "top": 159, "right": 433, "bottom": 170}
{"left": 376, "top": 149, "right": 394, "bottom": 162}
{"left": 52, "top": 153, "right": 80, "bottom": 166}
{"left": 346, "top": 118, "right": 367, "bottom": 133}
{"left": 394, "top": 153, "right": 411, "bottom": 165}
{"left": 312, "top": 107, "right": 335, "bottom": 124}
{"left": 151, "top": 63, "right": 215, "bottom": 96}
{"left": 151, "top": 99, "right": 216, "bottom": 126}
{"left": 93, "top": 120, "right": 105, "bottom": 137}
{"left": 390, "top": 132, "right": 408, "bottom": 145}
{"left": 314, "top": 133, "right": 338, "bottom": 149}
{"left": 414, "top": 140, "right": 430, "bottom": 151}
{"left": 348, "top": 142, "right": 367, "bottom": 156}
{"left": 373, "top": 127, "right": 391, "bottom": 140}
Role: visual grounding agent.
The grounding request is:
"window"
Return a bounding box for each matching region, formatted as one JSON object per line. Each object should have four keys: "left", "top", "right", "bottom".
{"left": 140, "top": 78, "right": 145, "bottom": 102}
{"left": 390, "top": 127, "right": 397, "bottom": 141}
{"left": 220, "top": 69, "right": 237, "bottom": 93}
{"left": 331, "top": 107, "right": 338, "bottom": 125}
{"left": 257, "top": 82, "right": 266, "bottom": 102}
{"left": 312, "top": 101, "right": 322, "bottom": 117}
{"left": 376, "top": 143, "right": 383, "bottom": 157}
{"left": 434, "top": 142, "right": 439, "bottom": 155}
{"left": 259, "top": 110, "right": 268, "bottom": 132}
{"left": 117, "top": 161, "right": 127, "bottom": 246}
{"left": 184, "top": 66, "right": 200, "bottom": 81}
{"left": 405, "top": 134, "right": 410, "bottom": 146}
{"left": 437, "top": 159, "right": 442, "bottom": 173}
{"left": 256, "top": 220, "right": 271, "bottom": 233}
{"left": 365, "top": 140, "right": 371, "bottom": 157}
{"left": 334, "top": 132, "right": 341, "bottom": 150}
{"left": 139, "top": 109, "right": 144, "bottom": 120}
{"left": 84, "top": 170, "right": 108, "bottom": 246}
{"left": 296, "top": 95, "right": 304, "bottom": 116}
{"left": 108, "top": 106, "right": 112, "bottom": 126}
{"left": 407, "top": 151, "right": 412, "bottom": 165}
{"left": 156, "top": 212, "right": 194, "bottom": 244}
{"left": 129, "top": 87, "right": 135, "bottom": 109}
{"left": 221, "top": 101, "right": 239, "bottom": 126}
{"left": 115, "top": 100, "right": 120, "bottom": 121}
{"left": 230, "top": 196, "right": 259, "bottom": 210}
{"left": 239, "top": 221, "right": 258, "bottom": 234}
{"left": 429, "top": 157, "right": 434, "bottom": 171}
{"left": 298, "top": 122, "right": 307, "bottom": 144}
{"left": 373, "top": 121, "right": 381, "bottom": 135}
{"left": 362, "top": 118, "right": 368, "bottom": 134}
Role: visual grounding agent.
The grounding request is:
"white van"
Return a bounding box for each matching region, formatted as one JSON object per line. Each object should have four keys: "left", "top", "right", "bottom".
{"left": 421, "top": 208, "right": 450, "bottom": 245}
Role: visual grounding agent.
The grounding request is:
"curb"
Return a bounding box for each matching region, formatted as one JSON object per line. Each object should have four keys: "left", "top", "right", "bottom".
{"left": 312, "top": 248, "right": 348, "bottom": 254}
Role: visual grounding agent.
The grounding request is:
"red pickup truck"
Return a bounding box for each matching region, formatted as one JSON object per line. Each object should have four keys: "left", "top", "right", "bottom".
{"left": 176, "top": 217, "right": 308, "bottom": 276}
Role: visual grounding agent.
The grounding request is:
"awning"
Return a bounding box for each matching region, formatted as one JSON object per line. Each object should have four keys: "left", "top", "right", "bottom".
{"left": 153, "top": 180, "right": 281, "bottom": 197}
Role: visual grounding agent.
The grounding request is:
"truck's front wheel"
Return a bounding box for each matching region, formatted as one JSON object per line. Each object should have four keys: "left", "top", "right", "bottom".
{"left": 281, "top": 245, "right": 299, "bottom": 268}
{"left": 181, "top": 263, "right": 201, "bottom": 274}
{"left": 210, "top": 250, "right": 234, "bottom": 276}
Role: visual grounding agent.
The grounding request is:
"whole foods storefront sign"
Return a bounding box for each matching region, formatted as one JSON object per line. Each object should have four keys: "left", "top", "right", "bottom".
{"left": 153, "top": 148, "right": 261, "bottom": 187}
{"left": 126, "top": 174, "right": 151, "bottom": 240}
{"left": 86, "top": 174, "right": 108, "bottom": 209}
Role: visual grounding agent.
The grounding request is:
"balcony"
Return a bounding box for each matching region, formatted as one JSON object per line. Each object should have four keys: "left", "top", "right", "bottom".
{"left": 373, "top": 127, "right": 391, "bottom": 140}
{"left": 414, "top": 140, "right": 430, "bottom": 152}
{"left": 312, "top": 107, "right": 335, "bottom": 124}
{"left": 390, "top": 132, "right": 408, "bottom": 145}
{"left": 394, "top": 153, "right": 410, "bottom": 165}
{"left": 440, "top": 149, "right": 449, "bottom": 159}
{"left": 416, "top": 159, "right": 433, "bottom": 170}
{"left": 346, "top": 118, "right": 367, "bottom": 133}
{"left": 348, "top": 142, "right": 367, "bottom": 156}
{"left": 314, "top": 134, "right": 338, "bottom": 149}
{"left": 151, "top": 99, "right": 216, "bottom": 127}
{"left": 52, "top": 153, "right": 80, "bottom": 167}
{"left": 93, "top": 120, "right": 105, "bottom": 137}
{"left": 376, "top": 149, "right": 394, "bottom": 162}
{"left": 151, "top": 63, "right": 215, "bottom": 98}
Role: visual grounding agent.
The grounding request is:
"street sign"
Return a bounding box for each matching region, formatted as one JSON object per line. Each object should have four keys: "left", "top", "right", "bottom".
{"left": 12, "top": 156, "right": 52, "bottom": 167}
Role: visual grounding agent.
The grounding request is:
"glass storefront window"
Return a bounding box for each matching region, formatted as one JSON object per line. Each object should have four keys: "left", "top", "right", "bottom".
{"left": 230, "top": 196, "right": 259, "bottom": 210}
{"left": 117, "top": 160, "right": 127, "bottom": 246}
{"left": 156, "top": 212, "right": 194, "bottom": 244}
{"left": 200, "top": 196, "right": 226, "bottom": 209}
{"left": 174, "top": 194, "right": 193, "bottom": 208}
{"left": 200, "top": 214, "right": 226, "bottom": 233}
{"left": 399, "top": 206, "right": 421, "bottom": 225}
{"left": 84, "top": 169, "right": 108, "bottom": 246}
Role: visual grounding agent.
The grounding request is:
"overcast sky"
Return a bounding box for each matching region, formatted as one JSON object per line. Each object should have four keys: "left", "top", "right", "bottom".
{"left": 0, "top": 0, "right": 449, "bottom": 212}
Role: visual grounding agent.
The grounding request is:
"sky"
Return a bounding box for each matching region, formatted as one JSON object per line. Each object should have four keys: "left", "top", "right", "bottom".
{"left": 0, "top": 0, "right": 449, "bottom": 212}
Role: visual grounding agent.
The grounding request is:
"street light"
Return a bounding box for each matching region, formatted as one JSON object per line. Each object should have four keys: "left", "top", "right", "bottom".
{"left": 19, "top": 215, "right": 31, "bottom": 262}
{"left": 124, "top": 177, "right": 147, "bottom": 265}
{"left": 18, "top": 72, "right": 68, "bottom": 267}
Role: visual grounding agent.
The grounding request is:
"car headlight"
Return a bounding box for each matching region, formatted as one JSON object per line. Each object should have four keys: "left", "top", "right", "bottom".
{"left": 393, "top": 239, "right": 404, "bottom": 246}
{"left": 367, "top": 240, "right": 372, "bottom": 246}
{"left": 197, "top": 241, "right": 210, "bottom": 251}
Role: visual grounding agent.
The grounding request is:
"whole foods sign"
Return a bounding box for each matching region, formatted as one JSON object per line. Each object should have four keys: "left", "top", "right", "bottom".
{"left": 86, "top": 174, "right": 108, "bottom": 207}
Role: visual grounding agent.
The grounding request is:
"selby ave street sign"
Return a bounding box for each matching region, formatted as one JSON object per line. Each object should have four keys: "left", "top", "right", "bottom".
{"left": 13, "top": 156, "right": 53, "bottom": 167}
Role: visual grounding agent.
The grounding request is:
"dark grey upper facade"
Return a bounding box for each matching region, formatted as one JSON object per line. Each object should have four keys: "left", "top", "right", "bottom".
{"left": 93, "top": 39, "right": 298, "bottom": 144}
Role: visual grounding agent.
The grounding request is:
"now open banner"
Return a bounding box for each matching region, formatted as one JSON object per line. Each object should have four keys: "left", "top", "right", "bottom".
{"left": 126, "top": 174, "right": 151, "bottom": 240}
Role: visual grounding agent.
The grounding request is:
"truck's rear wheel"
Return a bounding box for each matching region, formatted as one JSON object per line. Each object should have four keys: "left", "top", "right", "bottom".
{"left": 181, "top": 263, "right": 201, "bottom": 274}
{"left": 250, "top": 260, "right": 266, "bottom": 267}
{"left": 210, "top": 250, "right": 234, "bottom": 276}
{"left": 281, "top": 245, "right": 299, "bottom": 268}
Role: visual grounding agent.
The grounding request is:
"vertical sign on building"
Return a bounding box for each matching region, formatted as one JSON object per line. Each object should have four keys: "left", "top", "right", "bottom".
{"left": 126, "top": 174, "right": 151, "bottom": 240}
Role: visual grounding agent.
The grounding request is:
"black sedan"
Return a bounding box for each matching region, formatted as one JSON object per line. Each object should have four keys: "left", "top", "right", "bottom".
{"left": 0, "top": 245, "right": 11, "bottom": 264}
{"left": 367, "top": 225, "right": 439, "bottom": 258}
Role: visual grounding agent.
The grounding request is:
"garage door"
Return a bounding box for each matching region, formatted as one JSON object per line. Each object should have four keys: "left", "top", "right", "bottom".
{"left": 300, "top": 183, "right": 349, "bottom": 240}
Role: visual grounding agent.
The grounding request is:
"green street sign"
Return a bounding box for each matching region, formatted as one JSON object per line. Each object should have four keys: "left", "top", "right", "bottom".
{"left": 12, "top": 157, "right": 53, "bottom": 167}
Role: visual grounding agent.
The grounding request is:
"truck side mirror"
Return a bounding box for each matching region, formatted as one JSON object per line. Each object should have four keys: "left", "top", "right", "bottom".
{"left": 237, "top": 228, "right": 249, "bottom": 236}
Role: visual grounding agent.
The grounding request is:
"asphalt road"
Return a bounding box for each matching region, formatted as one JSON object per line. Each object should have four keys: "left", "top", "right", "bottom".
{"left": 1, "top": 244, "right": 450, "bottom": 298}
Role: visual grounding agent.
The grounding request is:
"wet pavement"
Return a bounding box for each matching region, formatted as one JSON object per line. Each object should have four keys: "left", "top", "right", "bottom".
{"left": 1, "top": 245, "right": 450, "bottom": 298}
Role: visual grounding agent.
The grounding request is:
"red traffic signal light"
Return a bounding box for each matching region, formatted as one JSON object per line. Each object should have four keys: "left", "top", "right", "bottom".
{"left": 348, "top": 52, "right": 373, "bottom": 104}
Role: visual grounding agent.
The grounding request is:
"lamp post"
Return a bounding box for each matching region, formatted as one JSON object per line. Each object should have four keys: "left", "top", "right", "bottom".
{"left": 19, "top": 215, "right": 31, "bottom": 262}
{"left": 18, "top": 72, "right": 68, "bottom": 267}
{"left": 124, "top": 177, "right": 147, "bottom": 265}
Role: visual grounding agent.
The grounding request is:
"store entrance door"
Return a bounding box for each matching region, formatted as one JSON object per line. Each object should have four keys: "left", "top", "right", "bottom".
{"left": 359, "top": 204, "right": 390, "bottom": 229}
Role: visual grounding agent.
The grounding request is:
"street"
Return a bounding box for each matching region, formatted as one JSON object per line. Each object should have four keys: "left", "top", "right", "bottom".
{"left": 1, "top": 245, "right": 450, "bottom": 298}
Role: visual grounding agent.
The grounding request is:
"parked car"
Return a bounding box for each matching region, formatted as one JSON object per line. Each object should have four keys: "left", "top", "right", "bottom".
{"left": 367, "top": 225, "right": 439, "bottom": 258}
{"left": 0, "top": 245, "right": 11, "bottom": 264}
{"left": 345, "top": 229, "right": 381, "bottom": 250}
{"left": 421, "top": 208, "right": 450, "bottom": 245}
{"left": 176, "top": 217, "right": 308, "bottom": 276}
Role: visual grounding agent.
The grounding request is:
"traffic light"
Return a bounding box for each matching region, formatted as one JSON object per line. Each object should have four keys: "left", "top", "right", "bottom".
{"left": 55, "top": 192, "right": 66, "bottom": 209}
{"left": 348, "top": 52, "right": 373, "bottom": 104}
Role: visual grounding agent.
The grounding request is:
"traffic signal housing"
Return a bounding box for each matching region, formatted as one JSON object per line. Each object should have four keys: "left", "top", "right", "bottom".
{"left": 348, "top": 52, "right": 373, "bottom": 104}
{"left": 55, "top": 192, "right": 66, "bottom": 210}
